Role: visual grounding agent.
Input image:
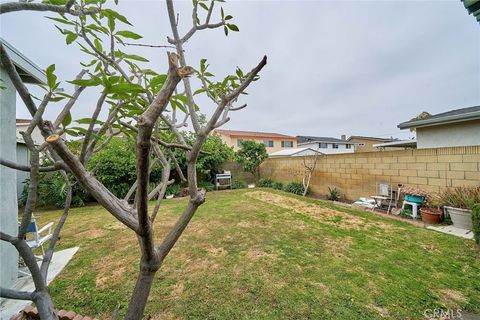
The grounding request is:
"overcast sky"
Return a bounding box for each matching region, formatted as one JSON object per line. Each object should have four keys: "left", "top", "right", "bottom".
{"left": 1, "top": 0, "right": 479, "bottom": 140}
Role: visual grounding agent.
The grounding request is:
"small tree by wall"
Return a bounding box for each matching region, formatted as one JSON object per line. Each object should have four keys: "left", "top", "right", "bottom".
{"left": 235, "top": 140, "right": 268, "bottom": 180}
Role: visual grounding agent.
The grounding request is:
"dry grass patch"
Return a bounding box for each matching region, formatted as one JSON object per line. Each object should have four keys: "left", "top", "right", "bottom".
{"left": 366, "top": 304, "right": 390, "bottom": 318}
{"left": 435, "top": 288, "right": 468, "bottom": 308}
{"left": 246, "top": 191, "right": 405, "bottom": 232}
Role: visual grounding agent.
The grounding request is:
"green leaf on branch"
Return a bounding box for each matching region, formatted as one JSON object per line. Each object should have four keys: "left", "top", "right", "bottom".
{"left": 66, "top": 33, "right": 78, "bottom": 45}
{"left": 227, "top": 24, "right": 239, "bottom": 32}
{"left": 124, "top": 54, "right": 149, "bottom": 62}
{"left": 199, "top": 2, "right": 209, "bottom": 10}
{"left": 150, "top": 74, "right": 167, "bottom": 89}
{"left": 46, "top": 64, "right": 57, "bottom": 90}
{"left": 93, "top": 38, "right": 103, "bottom": 52}
{"left": 46, "top": 16, "right": 75, "bottom": 25}
{"left": 104, "top": 83, "right": 146, "bottom": 94}
{"left": 68, "top": 78, "right": 102, "bottom": 87}
{"left": 62, "top": 112, "right": 72, "bottom": 128}
{"left": 49, "top": 96, "right": 66, "bottom": 102}
{"left": 108, "top": 16, "right": 115, "bottom": 32}
{"left": 103, "top": 9, "right": 132, "bottom": 26}
{"left": 225, "top": 15, "right": 233, "bottom": 20}
{"left": 76, "top": 118, "right": 105, "bottom": 125}
{"left": 116, "top": 30, "right": 142, "bottom": 40}
{"left": 224, "top": 26, "right": 228, "bottom": 36}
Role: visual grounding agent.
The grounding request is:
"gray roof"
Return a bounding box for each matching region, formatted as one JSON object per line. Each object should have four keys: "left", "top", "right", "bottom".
{"left": 398, "top": 105, "right": 480, "bottom": 130}
{"left": 297, "top": 135, "right": 348, "bottom": 144}
{"left": 462, "top": 0, "right": 480, "bottom": 24}
{"left": 0, "top": 37, "right": 46, "bottom": 84}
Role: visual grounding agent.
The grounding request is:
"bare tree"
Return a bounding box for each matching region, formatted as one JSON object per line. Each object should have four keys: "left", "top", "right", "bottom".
{"left": 0, "top": 1, "right": 266, "bottom": 319}
{"left": 302, "top": 150, "right": 321, "bottom": 197}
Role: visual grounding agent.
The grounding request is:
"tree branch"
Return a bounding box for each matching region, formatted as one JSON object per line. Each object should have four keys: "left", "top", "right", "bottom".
{"left": 0, "top": 287, "right": 34, "bottom": 300}
{"left": 0, "top": 2, "right": 99, "bottom": 16}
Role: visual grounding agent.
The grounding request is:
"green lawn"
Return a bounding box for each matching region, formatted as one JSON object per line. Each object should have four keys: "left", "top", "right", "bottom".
{"left": 36, "top": 189, "right": 480, "bottom": 319}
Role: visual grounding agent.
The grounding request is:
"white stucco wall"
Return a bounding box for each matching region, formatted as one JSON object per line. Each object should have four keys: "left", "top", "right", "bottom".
{"left": 0, "top": 67, "right": 19, "bottom": 290}
{"left": 416, "top": 119, "right": 480, "bottom": 149}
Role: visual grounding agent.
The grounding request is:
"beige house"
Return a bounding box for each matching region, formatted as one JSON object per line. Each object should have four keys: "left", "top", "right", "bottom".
{"left": 214, "top": 129, "right": 297, "bottom": 152}
{"left": 347, "top": 135, "right": 399, "bottom": 152}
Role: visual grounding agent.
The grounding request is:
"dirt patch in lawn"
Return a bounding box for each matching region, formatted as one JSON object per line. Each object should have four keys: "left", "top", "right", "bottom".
{"left": 94, "top": 254, "right": 131, "bottom": 290}
{"left": 367, "top": 304, "right": 390, "bottom": 318}
{"left": 435, "top": 288, "right": 467, "bottom": 308}
{"left": 206, "top": 246, "right": 228, "bottom": 258}
{"left": 322, "top": 236, "right": 352, "bottom": 259}
{"left": 246, "top": 191, "right": 404, "bottom": 232}
{"left": 244, "top": 248, "right": 277, "bottom": 260}
{"left": 78, "top": 228, "right": 106, "bottom": 239}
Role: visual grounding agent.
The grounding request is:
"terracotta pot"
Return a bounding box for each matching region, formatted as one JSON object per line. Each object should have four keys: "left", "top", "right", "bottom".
{"left": 420, "top": 208, "right": 442, "bottom": 224}
{"left": 445, "top": 206, "right": 473, "bottom": 230}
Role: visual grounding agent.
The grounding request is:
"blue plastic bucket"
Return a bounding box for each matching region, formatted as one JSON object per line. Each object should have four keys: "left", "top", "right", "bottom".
{"left": 405, "top": 194, "right": 424, "bottom": 203}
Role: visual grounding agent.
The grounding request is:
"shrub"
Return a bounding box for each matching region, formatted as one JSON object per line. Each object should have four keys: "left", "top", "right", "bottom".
{"left": 20, "top": 173, "right": 89, "bottom": 208}
{"left": 439, "top": 186, "right": 480, "bottom": 209}
{"left": 284, "top": 182, "right": 305, "bottom": 195}
{"left": 472, "top": 204, "right": 480, "bottom": 245}
{"left": 198, "top": 180, "right": 214, "bottom": 192}
{"left": 327, "top": 187, "right": 341, "bottom": 201}
{"left": 165, "top": 184, "right": 181, "bottom": 196}
{"left": 272, "top": 182, "right": 284, "bottom": 190}
{"left": 257, "top": 178, "right": 273, "bottom": 188}
{"left": 88, "top": 137, "right": 138, "bottom": 199}
{"left": 235, "top": 140, "right": 268, "bottom": 178}
{"left": 232, "top": 180, "right": 247, "bottom": 189}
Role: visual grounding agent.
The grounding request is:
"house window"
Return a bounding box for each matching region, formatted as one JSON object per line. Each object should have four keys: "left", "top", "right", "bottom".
{"left": 281, "top": 141, "right": 293, "bottom": 148}
{"left": 358, "top": 143, "right": 365, "bottom": 148}
{"left": 332, "top": 144, "right": 339, "bottom": 149}
{"left": 263, "top": 140, "right": 274, "bottom": 148}
{"left": 237, "top": 139, "right": 244, "bottom": 147}
{"left": 319, "top": 143, "right": 328, "bottom": 148}
{"left": 346, "top": 144, "right": 351, "bottom": 149}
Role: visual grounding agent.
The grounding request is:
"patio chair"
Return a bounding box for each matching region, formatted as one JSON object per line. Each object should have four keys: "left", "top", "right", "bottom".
{"left": 370, "top": 182, "right": 398, "bottom": 213}
{"left": 23, "top": 217, "right": 54, "bottom": 258}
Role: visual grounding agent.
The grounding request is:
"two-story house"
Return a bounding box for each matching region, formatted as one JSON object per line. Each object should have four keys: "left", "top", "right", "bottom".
{"left": 297, "top": 135, "right": 355, "bottom": 154}
{"left": 214, "top": 129, "right": 298, "bottom": 152}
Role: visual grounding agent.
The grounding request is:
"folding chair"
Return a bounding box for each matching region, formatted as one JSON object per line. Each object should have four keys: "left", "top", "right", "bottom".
{"left": 23, "top": 217, "right": 54, "bottom": 258}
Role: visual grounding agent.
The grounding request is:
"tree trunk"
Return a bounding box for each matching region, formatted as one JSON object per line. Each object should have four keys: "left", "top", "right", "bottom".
{"left": 34, "top": 291, "right": 58, "bottom": 320}
{"left": 124, "top": 265, "right": 157, "bottom": 320}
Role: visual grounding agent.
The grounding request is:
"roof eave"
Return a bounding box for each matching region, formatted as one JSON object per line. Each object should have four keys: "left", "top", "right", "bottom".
{"left": 398, "top": 112, "right": 480, "bottom": 130}
{"left": 0, "top": 37, "right": 46, "bottom": 85}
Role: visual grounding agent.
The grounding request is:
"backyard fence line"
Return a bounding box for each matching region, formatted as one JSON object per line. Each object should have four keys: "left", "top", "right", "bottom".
{"left": 222, "top": 145, "right": 480, "bottom": 201}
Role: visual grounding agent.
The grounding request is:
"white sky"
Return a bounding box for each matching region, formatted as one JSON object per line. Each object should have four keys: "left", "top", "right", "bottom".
{"left": 1, "top": 0, "right": 479, "bottom": 140}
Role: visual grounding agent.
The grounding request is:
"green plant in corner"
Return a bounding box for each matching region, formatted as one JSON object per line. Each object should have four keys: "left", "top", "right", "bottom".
{"left": 257, "top": 178, "right": 273, "bottom": 188}
{"left": 284, "top": 182, "right": 306, "bottom": 196}
{"left": 327, "top": 187, "right": 341, "bottom": 201}
{"left": 232, "top": 180, "right": 247, "bottom": 189}
{"left": 272, "top": 181, "right": 284, "bottom": 190}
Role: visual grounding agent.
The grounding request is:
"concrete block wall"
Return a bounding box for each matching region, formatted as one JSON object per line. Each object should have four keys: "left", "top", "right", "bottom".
{"left": 256, "top": 146, "right": 480, "bottom": 201}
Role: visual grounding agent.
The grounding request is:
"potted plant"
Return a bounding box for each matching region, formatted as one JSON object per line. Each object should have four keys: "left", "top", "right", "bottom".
{"left": 420, "top": 194, "right": 442, "bottom": 224}
{"left": 439, "top": 186, "right": 480, "bottom": 230}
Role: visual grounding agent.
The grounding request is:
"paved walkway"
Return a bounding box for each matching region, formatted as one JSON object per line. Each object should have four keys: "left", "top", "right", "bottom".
{"left": 0, "top": 247, "right": 79, "bottom": 320}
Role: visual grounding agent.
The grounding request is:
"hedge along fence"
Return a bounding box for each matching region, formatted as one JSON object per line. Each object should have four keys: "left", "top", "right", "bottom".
{"left": 255, "top": 146, "right": 480, "bottom": 201}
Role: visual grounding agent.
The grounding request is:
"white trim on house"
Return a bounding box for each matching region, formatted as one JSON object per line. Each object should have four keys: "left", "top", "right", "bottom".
{"left": 373, "top": 139, "right": 417, "bottom": 148}
{"left": 269, "top": 147, "right": 323, "bottom": 158}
